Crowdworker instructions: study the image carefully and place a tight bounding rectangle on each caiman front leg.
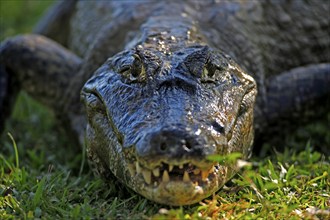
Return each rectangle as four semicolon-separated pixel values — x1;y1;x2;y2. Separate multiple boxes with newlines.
255;63;330;150
0;34;82;133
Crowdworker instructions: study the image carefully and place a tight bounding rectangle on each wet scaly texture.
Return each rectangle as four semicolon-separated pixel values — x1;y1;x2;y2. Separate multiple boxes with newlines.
81;12;257;205
0;1;329;205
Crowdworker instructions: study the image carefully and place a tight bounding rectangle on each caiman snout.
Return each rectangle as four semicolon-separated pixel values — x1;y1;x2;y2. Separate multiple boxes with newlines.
136;126;215;161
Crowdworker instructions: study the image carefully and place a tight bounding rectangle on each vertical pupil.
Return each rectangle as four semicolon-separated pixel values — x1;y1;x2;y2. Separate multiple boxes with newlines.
131;57;141;77
205;63;216;77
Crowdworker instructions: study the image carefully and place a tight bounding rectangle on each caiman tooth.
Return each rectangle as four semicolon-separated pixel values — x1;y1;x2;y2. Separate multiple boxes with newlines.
201;170;209;181
194;186;204;195
179;164;184;169
193;169;200;175
127;163;136;176
152;168;160;177
154;181;158;187
162;170;170;183
169;165;174;172
183;171;190;182
136;161;141;174
142;170;151;185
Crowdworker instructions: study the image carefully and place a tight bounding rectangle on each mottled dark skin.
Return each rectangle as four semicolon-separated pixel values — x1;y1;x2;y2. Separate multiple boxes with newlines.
0;0;329;205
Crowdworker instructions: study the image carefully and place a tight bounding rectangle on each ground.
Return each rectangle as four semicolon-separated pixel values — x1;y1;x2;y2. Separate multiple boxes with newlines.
0;1;329;219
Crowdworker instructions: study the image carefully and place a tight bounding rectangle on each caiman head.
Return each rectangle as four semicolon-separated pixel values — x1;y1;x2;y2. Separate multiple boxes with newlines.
81;45;257;205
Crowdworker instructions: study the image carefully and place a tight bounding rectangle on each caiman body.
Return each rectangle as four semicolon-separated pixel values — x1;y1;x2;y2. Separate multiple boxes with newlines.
0;0;329;205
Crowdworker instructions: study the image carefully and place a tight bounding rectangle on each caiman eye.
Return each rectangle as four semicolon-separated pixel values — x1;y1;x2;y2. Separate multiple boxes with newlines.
119;54;145;82
201;62;222;83
202;62;216;78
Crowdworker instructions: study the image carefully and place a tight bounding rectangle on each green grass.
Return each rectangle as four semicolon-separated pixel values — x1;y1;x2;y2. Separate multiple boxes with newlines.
1;1;330;219
1;134;329;219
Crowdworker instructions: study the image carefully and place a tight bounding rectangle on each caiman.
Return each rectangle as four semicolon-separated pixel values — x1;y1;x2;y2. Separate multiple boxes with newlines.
0;0;329;206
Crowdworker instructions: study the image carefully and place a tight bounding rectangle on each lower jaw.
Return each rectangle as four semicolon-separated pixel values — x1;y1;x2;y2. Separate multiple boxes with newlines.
134;173;224;206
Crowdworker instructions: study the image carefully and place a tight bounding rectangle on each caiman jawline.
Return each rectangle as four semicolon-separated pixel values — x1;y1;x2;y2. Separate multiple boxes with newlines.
127;161;219;188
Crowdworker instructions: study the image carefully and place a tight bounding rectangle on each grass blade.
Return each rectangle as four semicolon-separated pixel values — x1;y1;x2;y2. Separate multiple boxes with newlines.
7;132;19;168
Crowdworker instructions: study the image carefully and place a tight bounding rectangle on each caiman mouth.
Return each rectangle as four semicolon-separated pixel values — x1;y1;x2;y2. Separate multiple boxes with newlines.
124;157;227;205
128;161;219;187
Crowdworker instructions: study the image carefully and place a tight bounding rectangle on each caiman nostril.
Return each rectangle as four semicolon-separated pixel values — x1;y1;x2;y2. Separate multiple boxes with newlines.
160;142;167;151
183;140;192;150
136;128;207;159
211;121;225;134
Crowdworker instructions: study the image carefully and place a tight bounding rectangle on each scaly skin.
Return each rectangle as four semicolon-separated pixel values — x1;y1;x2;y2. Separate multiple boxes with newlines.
81;43;256;205
0;1;329;205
